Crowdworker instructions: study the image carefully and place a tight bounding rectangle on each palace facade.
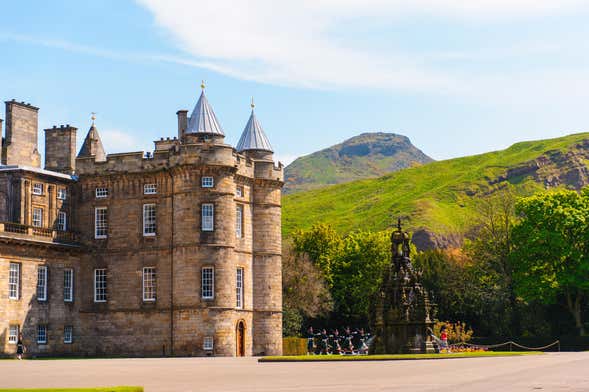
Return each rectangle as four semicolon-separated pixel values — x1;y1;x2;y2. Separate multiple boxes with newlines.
0;87;283;357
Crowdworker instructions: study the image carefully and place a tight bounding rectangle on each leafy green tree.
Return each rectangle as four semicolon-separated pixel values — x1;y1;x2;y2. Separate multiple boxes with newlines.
511;189;589;335
292;223;342;286
331;230;391;323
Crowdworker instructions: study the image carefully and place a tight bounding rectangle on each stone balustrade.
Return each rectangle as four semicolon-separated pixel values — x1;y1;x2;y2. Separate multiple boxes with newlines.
0;221;79;245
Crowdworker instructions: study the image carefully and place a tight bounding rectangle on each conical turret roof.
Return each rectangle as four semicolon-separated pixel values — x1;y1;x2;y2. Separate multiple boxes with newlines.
236;107;273;153
186;90;225;136
78;123;106;162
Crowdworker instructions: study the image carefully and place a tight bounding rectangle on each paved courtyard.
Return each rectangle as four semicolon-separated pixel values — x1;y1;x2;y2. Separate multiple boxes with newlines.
0;352;588;391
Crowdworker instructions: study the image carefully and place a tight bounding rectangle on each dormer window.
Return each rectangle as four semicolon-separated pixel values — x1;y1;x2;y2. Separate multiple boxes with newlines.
33;183;44;195
95;187;108;198
144;184;157;195
201;177;214;188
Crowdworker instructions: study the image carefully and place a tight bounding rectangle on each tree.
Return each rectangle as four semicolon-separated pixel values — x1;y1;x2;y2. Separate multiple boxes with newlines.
331;230;391;324
282;244;333;336
292;223;342;287
466;187;520;336
510;188;589;335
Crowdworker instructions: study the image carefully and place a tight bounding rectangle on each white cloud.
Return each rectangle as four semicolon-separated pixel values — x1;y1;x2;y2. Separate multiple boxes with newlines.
137;0;588;94
99;129;151;155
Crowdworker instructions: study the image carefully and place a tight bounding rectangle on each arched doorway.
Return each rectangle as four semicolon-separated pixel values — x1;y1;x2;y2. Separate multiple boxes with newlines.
236;320;246;357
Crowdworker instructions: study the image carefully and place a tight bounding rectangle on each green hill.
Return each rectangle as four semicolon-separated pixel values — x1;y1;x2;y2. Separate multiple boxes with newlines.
284;132;433;193
282;133;589;248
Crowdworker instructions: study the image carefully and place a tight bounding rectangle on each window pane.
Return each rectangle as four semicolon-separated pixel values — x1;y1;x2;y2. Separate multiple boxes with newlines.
236;268;244;309
236;205;243;238
37;266;47;301
9;325;19;344
143;267;156;301
9;263;19;299
201;177;214;188
95;207;108;238
32;208;43;227
94;269;107;302
37;325;47;344
64;269;74;302
64;326;73;344
58;211;67;231
202;204;214;231
144;183;157;194
95;187;108;198
143;204;156;236
202;267;214;299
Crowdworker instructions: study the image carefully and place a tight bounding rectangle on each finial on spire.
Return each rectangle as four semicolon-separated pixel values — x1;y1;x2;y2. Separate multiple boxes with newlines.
91;112;97;126
250;96;255;110
201;80;206;91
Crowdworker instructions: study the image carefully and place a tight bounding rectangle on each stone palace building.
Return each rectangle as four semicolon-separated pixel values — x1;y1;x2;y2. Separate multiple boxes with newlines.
0;85;283;357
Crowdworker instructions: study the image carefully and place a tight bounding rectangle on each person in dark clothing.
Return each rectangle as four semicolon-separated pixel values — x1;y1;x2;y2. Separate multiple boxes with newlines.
16;334;25;360
319;329;329;355
306;327;316;355
329;329;342;355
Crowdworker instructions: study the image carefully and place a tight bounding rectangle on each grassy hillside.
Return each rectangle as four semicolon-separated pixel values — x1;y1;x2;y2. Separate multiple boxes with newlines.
283;133;589;239
284;132;432;193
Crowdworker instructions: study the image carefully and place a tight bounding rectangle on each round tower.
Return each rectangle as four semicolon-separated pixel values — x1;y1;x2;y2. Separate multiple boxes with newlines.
237;100;283;355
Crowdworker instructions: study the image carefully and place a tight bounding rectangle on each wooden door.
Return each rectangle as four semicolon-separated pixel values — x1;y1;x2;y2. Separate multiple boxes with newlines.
236;321;245;357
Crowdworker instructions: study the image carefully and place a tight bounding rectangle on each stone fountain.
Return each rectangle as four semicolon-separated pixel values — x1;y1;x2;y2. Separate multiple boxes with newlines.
370;219;435;354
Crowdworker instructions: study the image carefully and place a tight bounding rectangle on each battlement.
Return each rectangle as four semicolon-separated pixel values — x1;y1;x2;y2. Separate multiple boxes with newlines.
4;99;39;111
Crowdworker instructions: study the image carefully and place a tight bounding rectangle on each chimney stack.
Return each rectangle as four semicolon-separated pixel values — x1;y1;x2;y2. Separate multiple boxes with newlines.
44;125;77;174
177;110;188;142
2;100;41;167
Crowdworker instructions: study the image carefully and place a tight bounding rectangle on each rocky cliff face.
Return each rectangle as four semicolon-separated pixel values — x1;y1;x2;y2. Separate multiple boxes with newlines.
284;132;433;193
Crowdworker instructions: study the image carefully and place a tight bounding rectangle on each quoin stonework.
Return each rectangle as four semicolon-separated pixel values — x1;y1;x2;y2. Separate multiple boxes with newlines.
0;86;283;357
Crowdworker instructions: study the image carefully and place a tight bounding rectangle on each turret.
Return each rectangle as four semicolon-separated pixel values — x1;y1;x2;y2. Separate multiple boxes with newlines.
77;114;106;162
239;99;283;355
184;82;225;144
236;98;274;161
2;100;41;167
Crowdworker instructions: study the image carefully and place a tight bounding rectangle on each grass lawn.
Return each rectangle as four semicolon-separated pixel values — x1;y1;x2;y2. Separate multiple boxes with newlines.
259;351;542;362
0;388;142;392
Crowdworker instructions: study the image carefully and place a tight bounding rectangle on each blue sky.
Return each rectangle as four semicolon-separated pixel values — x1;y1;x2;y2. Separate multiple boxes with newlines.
1;1;589;165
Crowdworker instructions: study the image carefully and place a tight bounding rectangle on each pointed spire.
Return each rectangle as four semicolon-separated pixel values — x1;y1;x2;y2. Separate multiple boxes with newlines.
236;98;273;153
78;114;106;161
185;81;225;136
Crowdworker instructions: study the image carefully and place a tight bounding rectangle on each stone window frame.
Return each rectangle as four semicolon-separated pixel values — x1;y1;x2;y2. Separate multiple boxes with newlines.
236;204;244;238
8;262;20;300
203;336;214;351
37;265;48;301
32;207;43;227
8;325;19;344
37;324;47;345
142;266;157;302
94;268;107;303
64;325;73;344
143;204;157;237
57;211;67;231
95;187;109;199
143;183;157;195
201;266;215;300
236;267;244;309
32;183;44;195
94;207;108;239
63;268;74;302
201;176;214;188
201;203;214;232
57;188;67;200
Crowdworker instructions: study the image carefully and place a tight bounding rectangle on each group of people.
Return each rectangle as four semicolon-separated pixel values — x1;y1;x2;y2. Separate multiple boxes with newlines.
306;326;372;355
